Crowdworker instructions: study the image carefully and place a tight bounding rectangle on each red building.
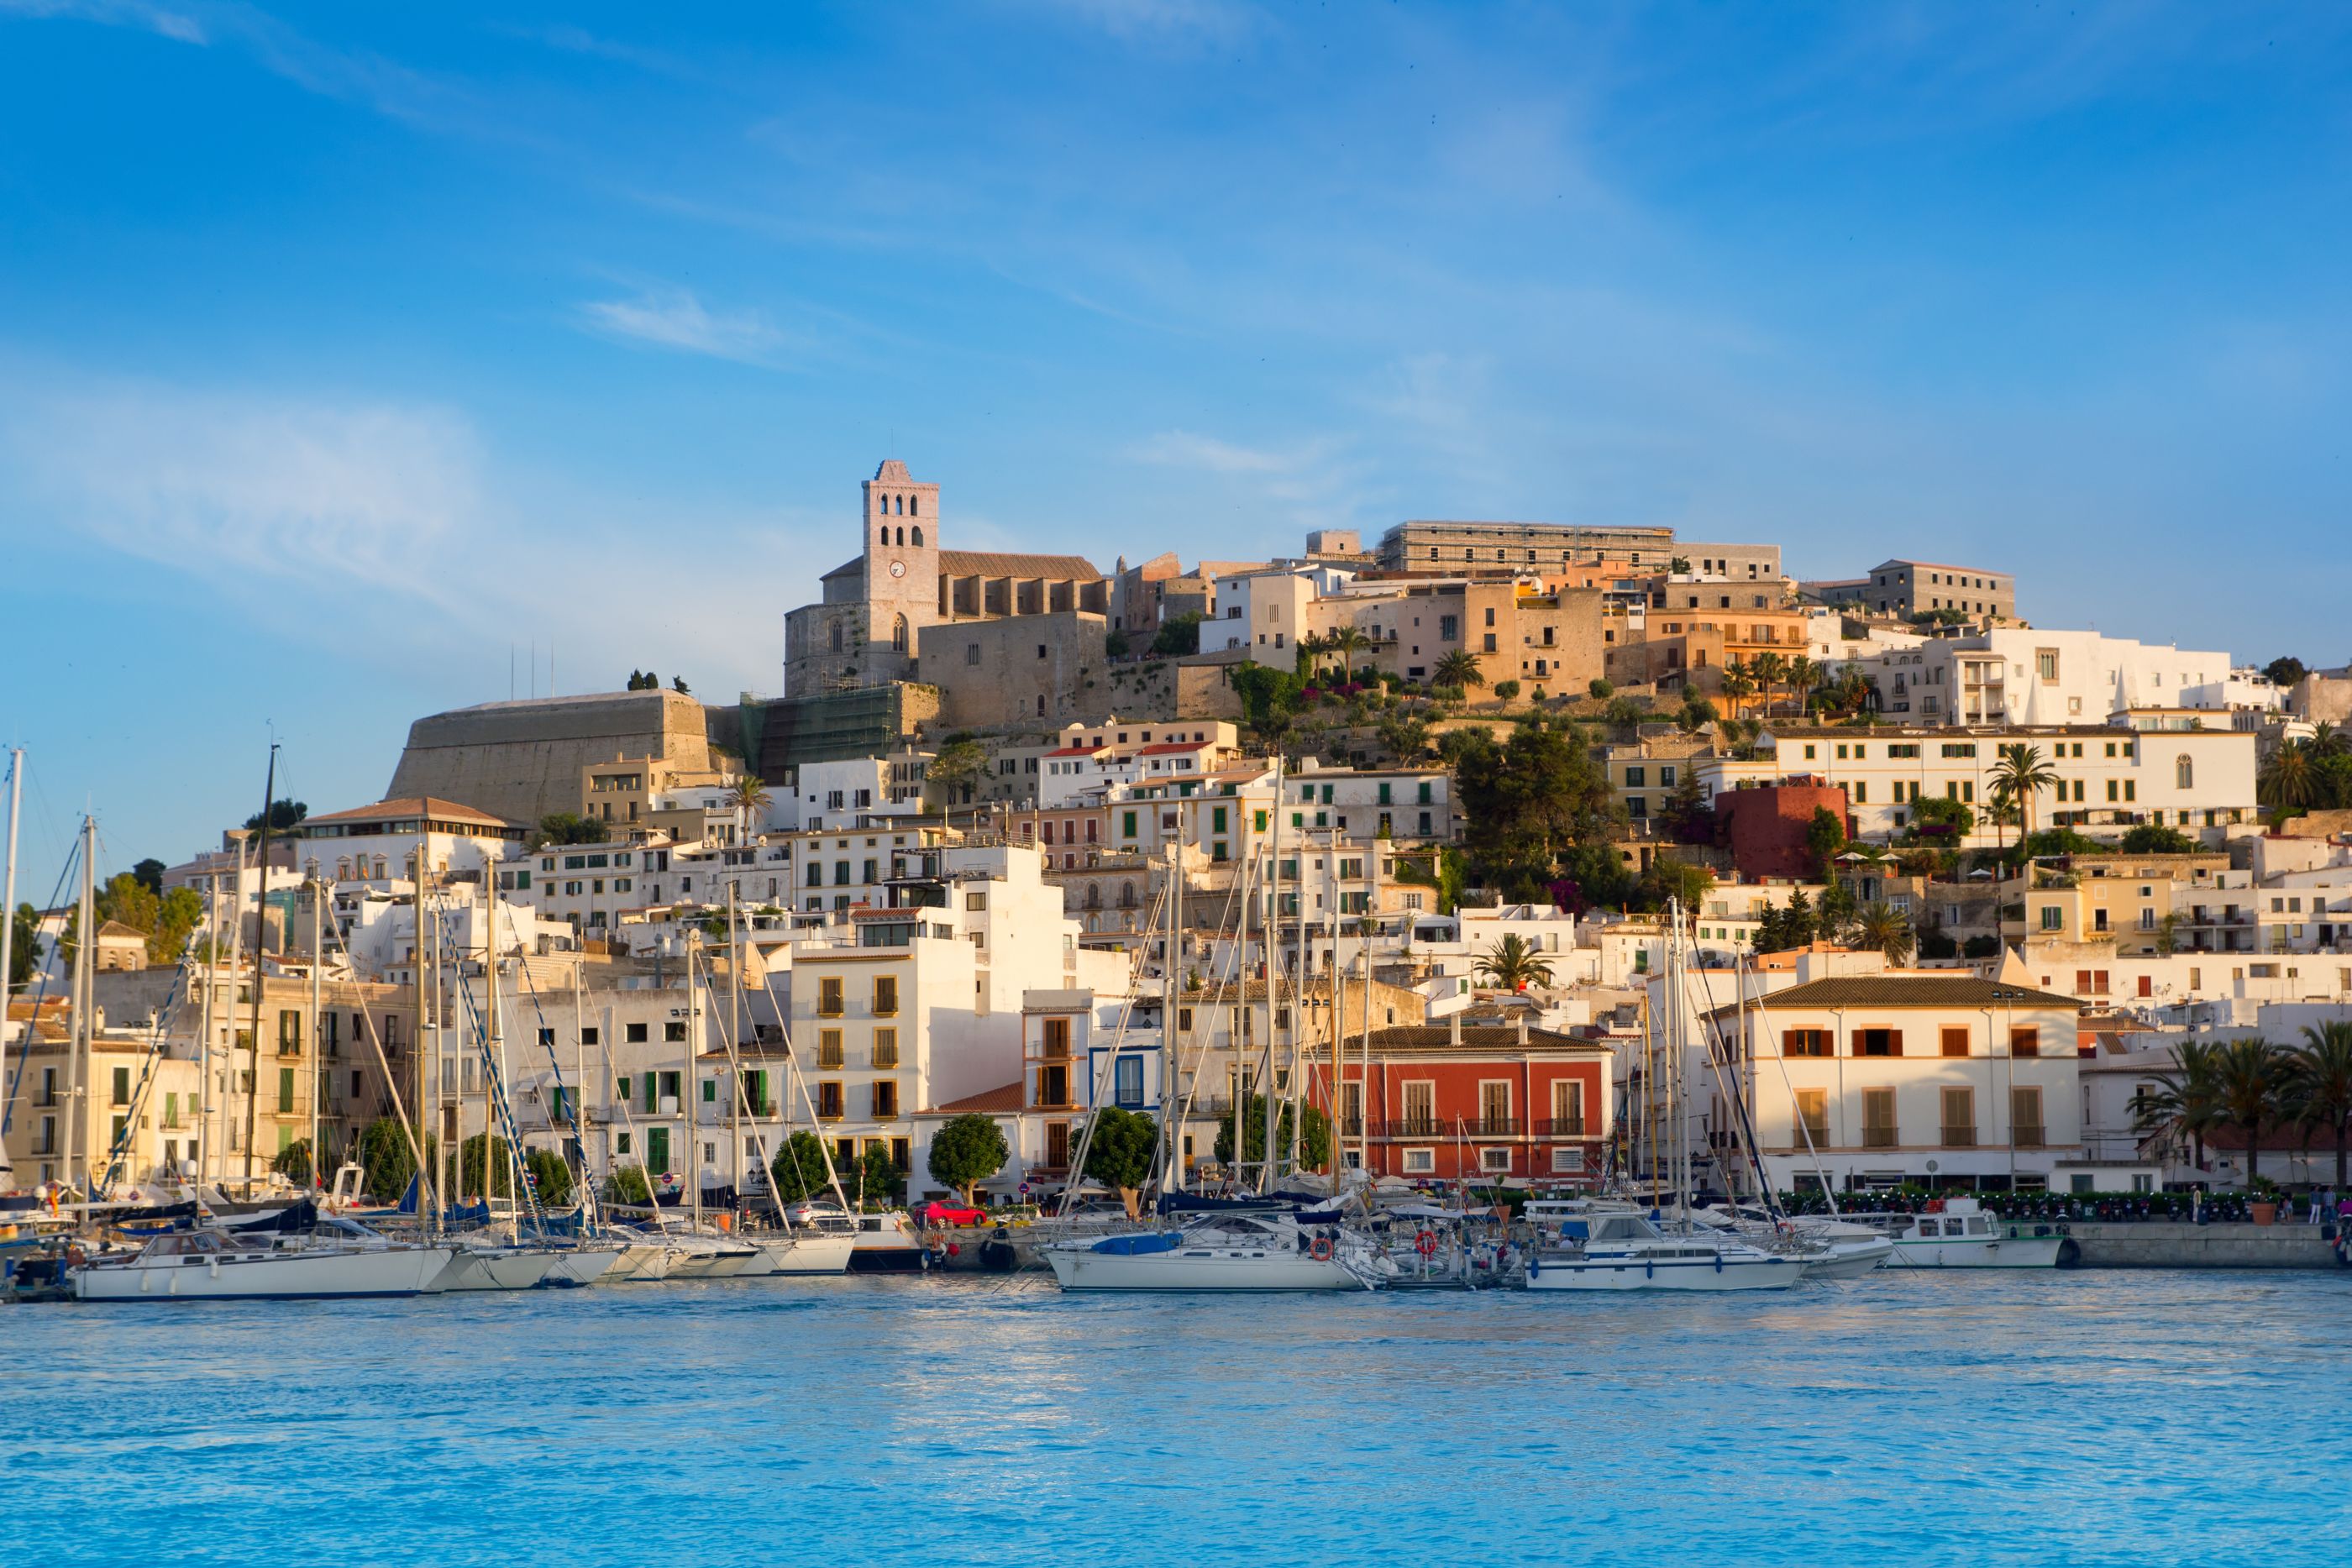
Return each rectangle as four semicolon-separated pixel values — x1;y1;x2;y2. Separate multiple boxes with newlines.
1318;1018;1614;1187
1714;780;1850;882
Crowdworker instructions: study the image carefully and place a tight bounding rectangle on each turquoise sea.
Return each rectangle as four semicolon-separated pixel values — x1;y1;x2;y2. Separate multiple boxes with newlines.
7;1269;2349;1565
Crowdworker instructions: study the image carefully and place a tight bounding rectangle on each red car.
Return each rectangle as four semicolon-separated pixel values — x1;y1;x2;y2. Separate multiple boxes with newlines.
921;1198;987;1228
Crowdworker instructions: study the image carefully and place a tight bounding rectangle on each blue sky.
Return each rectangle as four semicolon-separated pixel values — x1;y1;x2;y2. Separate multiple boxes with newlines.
2;2;2347;878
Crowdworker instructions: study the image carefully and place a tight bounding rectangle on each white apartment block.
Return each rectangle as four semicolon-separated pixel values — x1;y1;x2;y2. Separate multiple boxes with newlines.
1863;629;2244;727
1705;723;2257;847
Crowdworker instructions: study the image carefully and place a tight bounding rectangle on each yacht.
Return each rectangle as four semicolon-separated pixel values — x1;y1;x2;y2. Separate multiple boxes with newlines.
73;1222;452;1301
1880;1198;2067;1268
1696;1205;1894;1281
748;1230;857;1276
1045;1211;1387;1292
1525;1210;1803;1293
431;1235;567;1293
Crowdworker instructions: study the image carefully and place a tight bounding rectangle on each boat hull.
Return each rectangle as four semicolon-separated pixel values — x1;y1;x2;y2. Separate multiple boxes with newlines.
755;1234;856;1275
1800;1237;1897;1280
75;1245;453;1301
1046;1246;1362;1292
847;1244;927;1274
1526;1254;1803;1292
434;1249;564;1293
1885;1235;2065;1269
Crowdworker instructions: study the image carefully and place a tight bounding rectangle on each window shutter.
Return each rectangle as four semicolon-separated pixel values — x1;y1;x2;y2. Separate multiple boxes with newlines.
1885;1029;1902;1056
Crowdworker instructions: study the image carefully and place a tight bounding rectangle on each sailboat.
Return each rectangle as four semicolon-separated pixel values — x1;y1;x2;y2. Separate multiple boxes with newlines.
73;1201;453;1301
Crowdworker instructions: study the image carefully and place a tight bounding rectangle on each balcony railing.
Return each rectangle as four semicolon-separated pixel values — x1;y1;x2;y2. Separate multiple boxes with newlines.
1793;1122;1830;1147
1534;1119;1589;1138
817;1047;845;1070
1941;1125;1977;1148
2012;1125;2046;1149
872;1046;900;1070
1373;1117;1524;1139
1862;1125;1898;1149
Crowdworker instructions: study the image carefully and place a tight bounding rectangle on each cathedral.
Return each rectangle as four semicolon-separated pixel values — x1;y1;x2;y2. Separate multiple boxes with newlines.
783;460;1110;697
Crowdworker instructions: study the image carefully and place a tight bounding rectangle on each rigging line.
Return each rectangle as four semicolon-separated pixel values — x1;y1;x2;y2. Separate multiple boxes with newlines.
94;931;201;1193
1055;874;1164;1207
1682;941;1782;1217
1166;842;1258;1193
317;892;433;1218
0;836;86;1135
434;907;543;1226
496;941;604;1225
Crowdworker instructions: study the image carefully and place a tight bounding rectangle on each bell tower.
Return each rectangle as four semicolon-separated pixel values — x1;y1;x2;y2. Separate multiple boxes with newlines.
860;459;942;683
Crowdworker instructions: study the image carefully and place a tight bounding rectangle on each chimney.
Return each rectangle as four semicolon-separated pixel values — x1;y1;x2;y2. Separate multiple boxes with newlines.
1516;1016;1528;1046
1449;1011;1462;1047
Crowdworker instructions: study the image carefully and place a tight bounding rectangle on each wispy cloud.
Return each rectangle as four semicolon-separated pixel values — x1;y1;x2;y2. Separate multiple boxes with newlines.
1031;0;1262;50
0;0;203;44
1129;430;1314;475
576;287;788;367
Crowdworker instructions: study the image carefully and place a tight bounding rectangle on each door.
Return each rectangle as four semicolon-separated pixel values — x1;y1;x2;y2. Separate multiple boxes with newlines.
648;1125;671;1175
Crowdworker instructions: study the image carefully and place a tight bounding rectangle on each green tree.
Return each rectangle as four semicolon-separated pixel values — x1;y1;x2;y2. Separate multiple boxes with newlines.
2260;740;2316;810
1211;1094;1330;1172
2262;655;2307;690
1433;649;1485;690
2120;823;2198;855
1448;721;1620;901
1845;904;1916;965
729;775;774;841
852;1143;904;1208
1475;933;1555;990
1804;806;1847;878
672;675;690;695
131;857;165;894
1656;768;1714;844
244;798;308;832
1493;679;1521;702
1081;1106;1160;1218
2291;1021;2352;1186
356;1116;425;1204
1634;857;1714;915
1988;743;2061;850
928;737;990;804
459;1133;518;1199
1151;611;1205;657
2214;1037;2291;1185
524;1147;575;1209
1603;696;1645;735
927;1112;1009;1204
1906;793;1975;845
272;1138;314;1187
8;902;38;991
1587;678;1614;701
769;1130;837;1204
604;1164;654;1204
1677;695;1718;732
536;812;611;847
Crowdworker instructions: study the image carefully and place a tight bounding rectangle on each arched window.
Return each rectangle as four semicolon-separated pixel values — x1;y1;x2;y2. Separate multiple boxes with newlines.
878;522;887;544
911;527;923;547
895;495;905;515
830;621;844;653
2176;754;2193;789
1037;695;1047;716
1085;884;1101;910
909;496;919;517
896;527;906;547
1120;880;1137;909
891;614;908;653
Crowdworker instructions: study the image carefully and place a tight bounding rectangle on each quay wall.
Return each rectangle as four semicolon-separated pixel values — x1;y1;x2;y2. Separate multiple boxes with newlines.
2066;1222;2343;1270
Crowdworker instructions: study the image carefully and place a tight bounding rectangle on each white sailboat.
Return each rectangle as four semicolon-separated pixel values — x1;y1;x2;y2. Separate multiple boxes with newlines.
74;1218;452;1301
1045;1209;1387;1292
1525;1209;1803;1292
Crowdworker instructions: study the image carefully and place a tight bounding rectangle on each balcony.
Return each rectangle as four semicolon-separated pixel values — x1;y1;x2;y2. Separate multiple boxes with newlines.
1941;1125;1977;1148
1862;1125;1898;1149
1534;1119;1589;1139
1373;1118;1524;1139
2012;1125;2046;1149
817;1046;846;1071
872;1045;900;1070
1793;1122;1830;1147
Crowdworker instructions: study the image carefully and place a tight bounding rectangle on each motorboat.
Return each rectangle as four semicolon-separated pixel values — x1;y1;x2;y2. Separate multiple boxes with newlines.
1045;1211;1388;1292
73;1220;452;1301
1695;1204;1894;1281
747;1230;856;1276
1878;1198;2067;1269
1525;1209;1803;1292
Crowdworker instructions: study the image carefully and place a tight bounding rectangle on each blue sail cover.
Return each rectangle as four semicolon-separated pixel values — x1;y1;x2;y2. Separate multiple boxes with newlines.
1092;1232;1182;1255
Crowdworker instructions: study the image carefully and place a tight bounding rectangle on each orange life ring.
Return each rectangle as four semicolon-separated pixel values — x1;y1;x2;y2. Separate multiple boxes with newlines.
1310;1237;1334;1261
1415;1230;1439;1257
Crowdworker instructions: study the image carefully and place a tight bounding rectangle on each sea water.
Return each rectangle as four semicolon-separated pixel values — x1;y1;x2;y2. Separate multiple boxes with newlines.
6;1269;2349;1565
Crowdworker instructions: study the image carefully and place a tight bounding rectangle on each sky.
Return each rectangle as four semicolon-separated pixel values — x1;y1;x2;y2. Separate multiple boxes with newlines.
1;1;2347;882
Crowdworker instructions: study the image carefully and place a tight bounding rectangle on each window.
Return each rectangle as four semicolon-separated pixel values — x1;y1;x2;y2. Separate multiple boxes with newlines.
872;1080;899;1118
817;1081;844;1119
819;977;844;1016
2009;1026;2040;1058
2011;1086;2045;1148
1856;1028;1902;1057
1861;1088;1898;1148
874;976;899;1016
818;1030;844;1069
1479;1147;1512;1172
1401;1080;1436;1134
1402;1147;1436;1174
874;1028;899;1069
1550;1146;1586;1173
1940;1026;1970;1058
626;1022;648;1044
1794;1088;1829;1145
2040;906;2063;931
1940;1086;1976;1147
1549;1079;1586;1135
1782;1028;1833;1057
2176;755;2194;789
664;1021;687;1043
1115;1055;1145;1108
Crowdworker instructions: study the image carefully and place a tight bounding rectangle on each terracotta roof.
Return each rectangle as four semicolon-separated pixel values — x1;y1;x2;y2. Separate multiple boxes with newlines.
95;920;148;939
1708;976;2079;1017
932;1082;1023;1114
937;549;1101;580
1047;745;1107;758
1139;741;1212;755
302;796;515;827
1352;1025;1604;1052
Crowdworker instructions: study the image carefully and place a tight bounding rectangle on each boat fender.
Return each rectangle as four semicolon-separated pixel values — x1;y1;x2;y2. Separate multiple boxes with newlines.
946;1242;960;1257
1415;1230;1439;1258
1310;1237;1334;1262
1714;1253;1724;1273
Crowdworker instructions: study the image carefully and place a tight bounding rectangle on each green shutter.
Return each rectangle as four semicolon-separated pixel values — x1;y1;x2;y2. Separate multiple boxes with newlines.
648;1126;669;1172
643;1072;658;1111
1121;810;1137;837
277;1067;295;1113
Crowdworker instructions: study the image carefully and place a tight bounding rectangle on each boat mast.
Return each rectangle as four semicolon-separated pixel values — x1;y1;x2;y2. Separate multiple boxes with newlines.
1358;831;1376;1178
307;865;322;1188
685;933;701;1232
1158;842;1179;1195
487;878;508;1213
0;748;18;1156
67;812;95;1202
197;864;217;1192
242;742;278;1185
727;881;743;1222
1323;826;1338;1177
570;956;592;1221
1260;762;1279;1193
411;833;436;1227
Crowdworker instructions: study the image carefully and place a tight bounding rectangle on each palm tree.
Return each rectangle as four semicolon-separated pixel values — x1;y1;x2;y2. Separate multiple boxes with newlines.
1786;654;1821;716
2310;721;2345;758
1718;657;1757;719
729;775;774;843
2214;1036;2291;1186
1433;648;1485;691
1845;903;1915;965
1989;743;2061;849
1748;651;1789;719
1325;624;1370;682
2292;1021;2352;1185
1475;933;1554;991
1295;631;1328;678
2260;739;2315;810
2131;1039;2224;1170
